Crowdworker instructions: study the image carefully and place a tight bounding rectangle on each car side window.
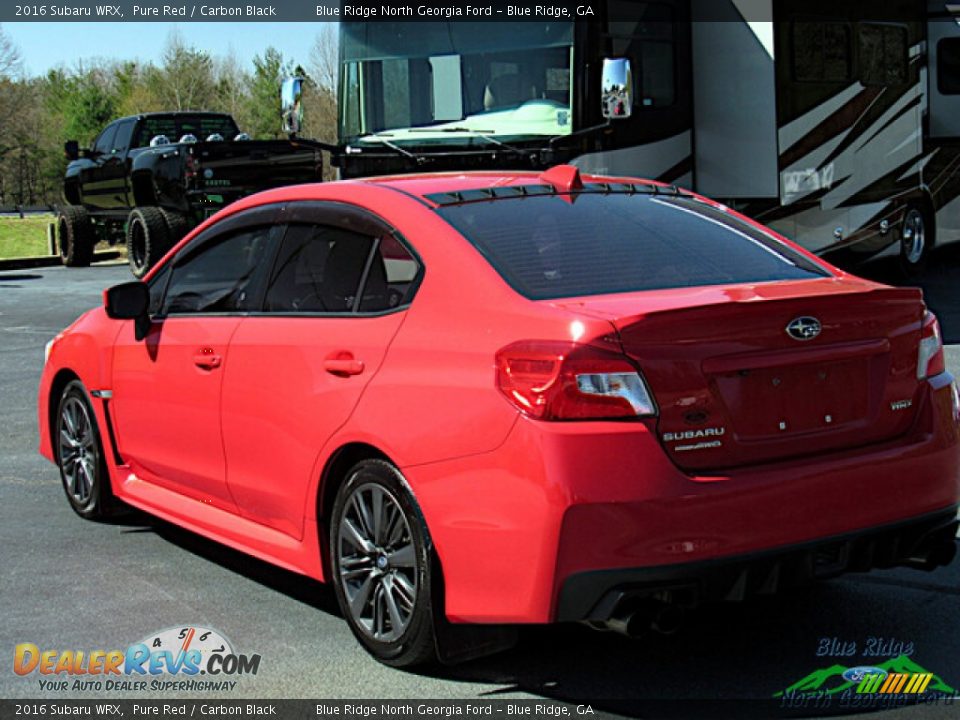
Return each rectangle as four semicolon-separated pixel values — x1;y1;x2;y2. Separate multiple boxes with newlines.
263;224;420;314
162;226;274;315
360;234;419;312
93;123;118;155
111;119;136;155
147;263;172;315
263;224;372;313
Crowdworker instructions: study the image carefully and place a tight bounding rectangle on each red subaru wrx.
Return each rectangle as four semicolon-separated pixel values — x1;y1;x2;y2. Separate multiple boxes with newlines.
38;167;960;667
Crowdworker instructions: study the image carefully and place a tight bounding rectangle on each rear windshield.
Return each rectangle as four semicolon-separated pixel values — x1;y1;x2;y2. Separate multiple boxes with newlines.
435;191;829;300
133;115;240;147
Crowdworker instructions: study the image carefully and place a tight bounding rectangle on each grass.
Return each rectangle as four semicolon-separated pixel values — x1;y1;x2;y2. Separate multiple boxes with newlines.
0;214;56;259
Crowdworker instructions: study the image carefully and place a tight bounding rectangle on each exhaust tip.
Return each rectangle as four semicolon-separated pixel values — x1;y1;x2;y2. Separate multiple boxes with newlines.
599;601;685;638
904;538;957;571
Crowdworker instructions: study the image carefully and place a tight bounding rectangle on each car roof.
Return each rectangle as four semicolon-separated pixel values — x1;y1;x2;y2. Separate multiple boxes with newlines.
352;169;671;207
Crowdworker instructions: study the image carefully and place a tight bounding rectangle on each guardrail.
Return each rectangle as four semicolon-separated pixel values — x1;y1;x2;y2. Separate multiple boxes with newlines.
0;205;57;217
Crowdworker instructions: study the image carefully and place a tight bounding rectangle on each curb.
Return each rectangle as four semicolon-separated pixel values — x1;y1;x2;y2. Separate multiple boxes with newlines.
0;251;123;272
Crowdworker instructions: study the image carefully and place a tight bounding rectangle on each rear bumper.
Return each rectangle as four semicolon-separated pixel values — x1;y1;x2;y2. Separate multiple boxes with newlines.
410;373;960;624
556;506;959;621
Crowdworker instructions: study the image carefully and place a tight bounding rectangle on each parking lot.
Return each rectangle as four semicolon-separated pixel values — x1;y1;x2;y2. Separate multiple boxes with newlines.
1;253;958;717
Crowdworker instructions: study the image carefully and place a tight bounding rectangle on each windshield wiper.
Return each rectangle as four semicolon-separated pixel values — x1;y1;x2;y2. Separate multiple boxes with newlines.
354;132;418;159
406;128;530;157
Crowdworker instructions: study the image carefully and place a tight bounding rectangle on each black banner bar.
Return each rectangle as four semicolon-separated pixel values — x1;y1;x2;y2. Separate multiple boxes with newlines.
2;697;959;719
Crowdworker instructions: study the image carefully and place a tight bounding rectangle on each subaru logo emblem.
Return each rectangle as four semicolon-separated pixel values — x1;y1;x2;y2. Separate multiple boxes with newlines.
786;316;821;341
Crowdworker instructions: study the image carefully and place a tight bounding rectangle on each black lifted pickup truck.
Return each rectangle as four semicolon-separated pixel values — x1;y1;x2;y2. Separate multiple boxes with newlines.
60;111;323;276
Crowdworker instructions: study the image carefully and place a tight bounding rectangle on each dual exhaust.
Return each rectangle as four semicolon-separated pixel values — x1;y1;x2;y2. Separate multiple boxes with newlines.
596;600;685;639
590;533;957;639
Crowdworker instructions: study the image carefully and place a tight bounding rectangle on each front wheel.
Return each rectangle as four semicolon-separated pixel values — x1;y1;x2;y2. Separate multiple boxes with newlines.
900;204;933;275
55;381;119;520
330;460;439;668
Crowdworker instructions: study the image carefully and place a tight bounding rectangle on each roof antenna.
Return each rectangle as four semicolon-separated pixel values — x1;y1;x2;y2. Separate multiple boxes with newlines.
539;165;584;193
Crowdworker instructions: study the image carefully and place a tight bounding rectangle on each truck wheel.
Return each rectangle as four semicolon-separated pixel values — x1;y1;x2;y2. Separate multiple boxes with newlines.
57;207;95;267
127;207;171;278
900;203;933;276
160;209;190;246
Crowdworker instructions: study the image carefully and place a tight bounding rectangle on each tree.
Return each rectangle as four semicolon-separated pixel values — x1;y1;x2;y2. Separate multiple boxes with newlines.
241;47;289;139
148;29;216;111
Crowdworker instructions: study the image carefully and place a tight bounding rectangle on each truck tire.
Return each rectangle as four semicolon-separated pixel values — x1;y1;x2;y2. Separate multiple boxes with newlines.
126;207;171;278
160;209;190;246
57;207;95;267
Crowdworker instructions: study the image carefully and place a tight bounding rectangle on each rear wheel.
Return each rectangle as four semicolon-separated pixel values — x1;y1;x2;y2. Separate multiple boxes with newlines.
127;207;171;278
57;206;95;267
55;381;119;520
160;209;190;246
330;460;439;668
900;204;933;275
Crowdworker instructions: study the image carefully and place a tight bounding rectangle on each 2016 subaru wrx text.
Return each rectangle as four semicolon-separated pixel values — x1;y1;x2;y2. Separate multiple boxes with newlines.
38;166;960;667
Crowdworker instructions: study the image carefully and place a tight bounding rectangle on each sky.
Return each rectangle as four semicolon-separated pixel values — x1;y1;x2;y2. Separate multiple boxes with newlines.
2;22;336;77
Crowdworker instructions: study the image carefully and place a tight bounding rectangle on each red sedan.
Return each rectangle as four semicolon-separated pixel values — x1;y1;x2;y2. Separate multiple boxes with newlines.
38;166;960;667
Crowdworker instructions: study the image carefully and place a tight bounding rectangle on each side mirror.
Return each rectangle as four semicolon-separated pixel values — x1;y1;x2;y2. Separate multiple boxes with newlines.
281;76;304;137
601;58;633;120
64;140;80;161
104;282;151;340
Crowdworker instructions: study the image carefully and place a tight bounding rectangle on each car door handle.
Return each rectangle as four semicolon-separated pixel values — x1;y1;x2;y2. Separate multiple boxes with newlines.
193;351;222;370
324;355;365;377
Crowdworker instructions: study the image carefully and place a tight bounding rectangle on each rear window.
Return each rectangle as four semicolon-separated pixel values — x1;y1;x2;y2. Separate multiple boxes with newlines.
134;115;240;147
436;191;828;300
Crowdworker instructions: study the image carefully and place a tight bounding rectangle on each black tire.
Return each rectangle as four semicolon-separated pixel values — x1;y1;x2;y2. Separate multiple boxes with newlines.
55;381;119;521
57;206;95;267
160;209;190;246
126;207;171;279
329;460;439;668
900;203;933;276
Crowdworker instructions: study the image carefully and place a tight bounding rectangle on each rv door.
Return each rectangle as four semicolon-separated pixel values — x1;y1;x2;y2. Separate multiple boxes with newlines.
927;3;960;137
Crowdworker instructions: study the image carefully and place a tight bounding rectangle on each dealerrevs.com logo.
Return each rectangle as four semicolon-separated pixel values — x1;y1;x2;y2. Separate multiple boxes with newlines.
13;626;261;692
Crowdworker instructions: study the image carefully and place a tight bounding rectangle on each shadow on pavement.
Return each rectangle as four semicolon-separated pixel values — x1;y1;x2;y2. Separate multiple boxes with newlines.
122;508;956;718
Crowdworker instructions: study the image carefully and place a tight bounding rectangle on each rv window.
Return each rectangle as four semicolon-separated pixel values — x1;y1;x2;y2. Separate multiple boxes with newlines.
605;1;676;108
858;24;908;86
792;22;852;83
938;38;960;95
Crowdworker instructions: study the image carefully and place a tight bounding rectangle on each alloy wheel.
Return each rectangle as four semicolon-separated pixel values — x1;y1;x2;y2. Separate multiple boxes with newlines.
58;396;98;505
337;483;419;642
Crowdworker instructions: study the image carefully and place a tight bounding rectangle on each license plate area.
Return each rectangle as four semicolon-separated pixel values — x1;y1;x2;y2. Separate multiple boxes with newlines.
712;359;870;439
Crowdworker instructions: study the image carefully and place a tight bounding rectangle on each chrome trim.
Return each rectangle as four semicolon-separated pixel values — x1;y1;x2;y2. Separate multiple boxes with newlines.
90;390;113;399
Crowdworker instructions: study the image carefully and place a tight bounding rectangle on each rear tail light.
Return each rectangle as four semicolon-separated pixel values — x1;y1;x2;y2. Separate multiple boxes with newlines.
917;312;946;380
495;341;657;420
185;154;199;183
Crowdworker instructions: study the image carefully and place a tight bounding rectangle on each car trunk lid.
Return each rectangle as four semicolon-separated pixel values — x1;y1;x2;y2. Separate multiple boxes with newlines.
556;278;925;471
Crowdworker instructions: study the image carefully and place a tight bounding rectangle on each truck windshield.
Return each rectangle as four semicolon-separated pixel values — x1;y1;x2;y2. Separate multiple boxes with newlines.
340;22;574;145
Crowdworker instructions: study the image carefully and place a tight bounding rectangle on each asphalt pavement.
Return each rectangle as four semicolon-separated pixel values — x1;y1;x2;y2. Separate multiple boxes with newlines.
1;255;958;718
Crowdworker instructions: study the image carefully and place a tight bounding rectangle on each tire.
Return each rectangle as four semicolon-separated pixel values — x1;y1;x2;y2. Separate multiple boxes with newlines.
55;381;119;521
57;206;95;267
329;460;439;668
126;207;171;279
900;203;933;276
160;209;190;247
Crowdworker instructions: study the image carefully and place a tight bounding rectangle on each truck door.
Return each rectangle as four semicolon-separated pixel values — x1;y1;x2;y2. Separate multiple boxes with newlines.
81;120;133;211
